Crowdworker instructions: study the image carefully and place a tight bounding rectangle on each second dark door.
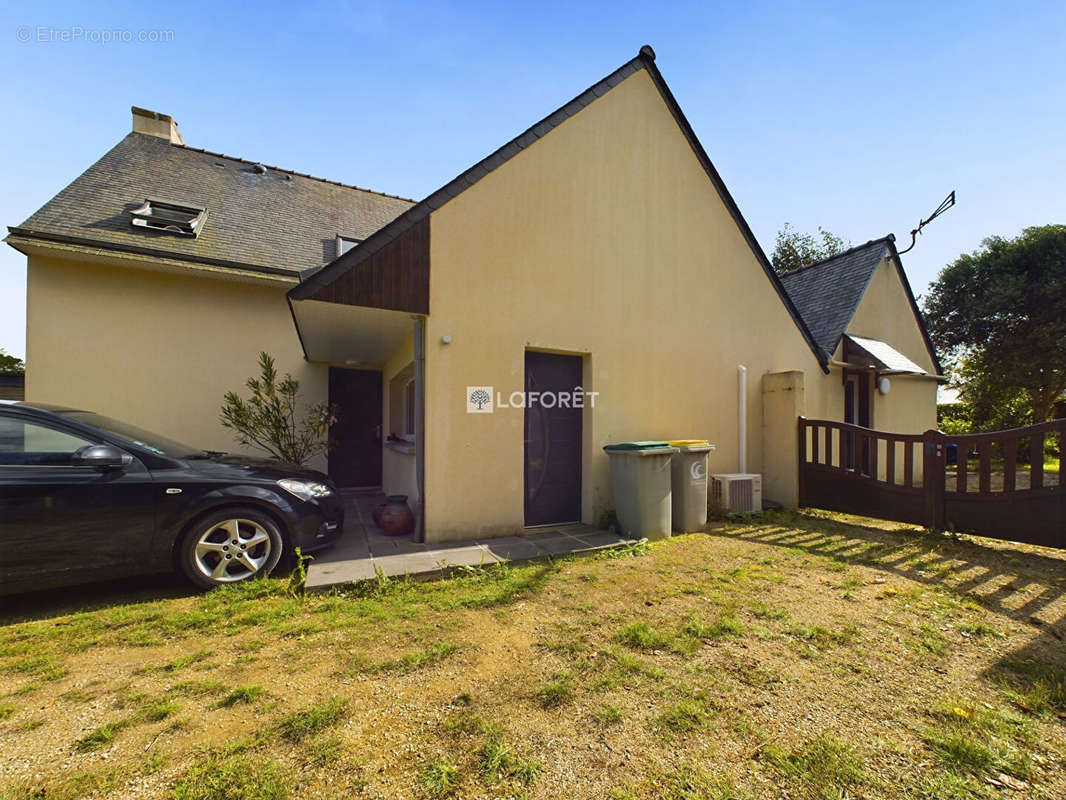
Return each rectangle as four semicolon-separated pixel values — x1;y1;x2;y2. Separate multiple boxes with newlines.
843;371;871;474
328;368;382;488
524;351;582;527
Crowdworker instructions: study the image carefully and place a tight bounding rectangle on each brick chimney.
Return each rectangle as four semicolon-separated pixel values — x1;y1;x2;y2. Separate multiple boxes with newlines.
131;106;184;145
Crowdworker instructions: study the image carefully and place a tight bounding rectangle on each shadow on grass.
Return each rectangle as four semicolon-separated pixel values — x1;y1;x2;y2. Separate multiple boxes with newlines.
1;548;562;638
0;562;303;627
719;509;1066;716
0;572;201;626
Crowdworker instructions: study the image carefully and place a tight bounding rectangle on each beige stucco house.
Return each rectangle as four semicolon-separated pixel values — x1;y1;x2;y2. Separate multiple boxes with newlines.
6;46;941;543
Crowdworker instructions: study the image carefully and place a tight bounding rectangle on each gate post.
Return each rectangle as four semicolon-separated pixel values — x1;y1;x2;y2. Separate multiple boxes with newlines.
922;429;946;530
762;371;806;508
797;416;807;507
1059;421;1066;545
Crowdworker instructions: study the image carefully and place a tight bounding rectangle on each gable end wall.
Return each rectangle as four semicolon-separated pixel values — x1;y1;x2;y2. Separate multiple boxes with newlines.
421;68;825;539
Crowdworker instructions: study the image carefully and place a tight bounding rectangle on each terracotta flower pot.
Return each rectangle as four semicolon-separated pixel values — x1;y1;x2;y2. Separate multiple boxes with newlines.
379;495;414;536
371;503;387;528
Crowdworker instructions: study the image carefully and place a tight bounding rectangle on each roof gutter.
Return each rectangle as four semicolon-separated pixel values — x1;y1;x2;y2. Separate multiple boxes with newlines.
6;227;302;280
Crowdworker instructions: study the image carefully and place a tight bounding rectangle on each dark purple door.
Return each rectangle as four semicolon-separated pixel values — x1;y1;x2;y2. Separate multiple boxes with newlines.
328;368;382;488
524;351;582;526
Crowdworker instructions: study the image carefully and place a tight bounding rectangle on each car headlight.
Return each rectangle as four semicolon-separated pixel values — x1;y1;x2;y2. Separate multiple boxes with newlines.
277;478;334;502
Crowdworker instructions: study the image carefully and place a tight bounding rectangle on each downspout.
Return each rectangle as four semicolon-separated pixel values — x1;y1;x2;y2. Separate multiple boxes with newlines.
413;316;426;543
738;364;747;473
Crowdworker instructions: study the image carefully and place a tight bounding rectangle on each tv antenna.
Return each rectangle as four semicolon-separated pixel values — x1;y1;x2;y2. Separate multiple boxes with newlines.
897;191;955;255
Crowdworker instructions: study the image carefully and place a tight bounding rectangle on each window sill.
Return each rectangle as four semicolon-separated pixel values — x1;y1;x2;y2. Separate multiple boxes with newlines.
385;440;416;455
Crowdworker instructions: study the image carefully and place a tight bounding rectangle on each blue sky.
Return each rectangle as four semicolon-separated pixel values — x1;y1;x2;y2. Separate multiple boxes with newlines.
2;0;1064;359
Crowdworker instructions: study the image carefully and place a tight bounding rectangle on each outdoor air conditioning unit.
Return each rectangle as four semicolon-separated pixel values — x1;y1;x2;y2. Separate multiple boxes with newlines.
711;473;762;513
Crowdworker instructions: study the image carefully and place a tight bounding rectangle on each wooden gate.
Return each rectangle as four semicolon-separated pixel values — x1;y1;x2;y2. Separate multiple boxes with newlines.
798;417;1065;549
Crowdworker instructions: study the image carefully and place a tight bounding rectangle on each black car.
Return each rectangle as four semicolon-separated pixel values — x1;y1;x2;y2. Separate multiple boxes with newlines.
0;402;344;596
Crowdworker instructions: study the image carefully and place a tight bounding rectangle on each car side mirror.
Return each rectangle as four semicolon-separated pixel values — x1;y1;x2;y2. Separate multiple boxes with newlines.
72;444;130;470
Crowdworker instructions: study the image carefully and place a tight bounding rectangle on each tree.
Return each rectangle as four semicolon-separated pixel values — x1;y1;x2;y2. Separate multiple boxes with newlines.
952;352;1033;431
770;223;848;274
0;349;25;375
923;225;1066;427
220;352;337;466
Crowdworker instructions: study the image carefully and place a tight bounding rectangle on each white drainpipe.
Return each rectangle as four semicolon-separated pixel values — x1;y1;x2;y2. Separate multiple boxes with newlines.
737;364;747;473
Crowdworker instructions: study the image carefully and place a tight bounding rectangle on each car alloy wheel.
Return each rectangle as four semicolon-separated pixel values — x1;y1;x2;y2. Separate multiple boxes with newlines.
183;511;283;588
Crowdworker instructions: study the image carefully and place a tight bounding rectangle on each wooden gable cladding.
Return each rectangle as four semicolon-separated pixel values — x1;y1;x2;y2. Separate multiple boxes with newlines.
305;216;429;314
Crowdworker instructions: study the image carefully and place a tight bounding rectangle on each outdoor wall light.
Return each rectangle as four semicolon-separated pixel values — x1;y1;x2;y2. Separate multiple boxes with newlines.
878;376;891;395
441;334;453;344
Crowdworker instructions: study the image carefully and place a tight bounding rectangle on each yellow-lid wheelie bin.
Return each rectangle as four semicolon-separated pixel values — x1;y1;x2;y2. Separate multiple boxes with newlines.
665;440;716;532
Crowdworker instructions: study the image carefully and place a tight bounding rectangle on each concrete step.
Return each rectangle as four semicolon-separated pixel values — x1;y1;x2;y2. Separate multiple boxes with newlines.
304;527;639;590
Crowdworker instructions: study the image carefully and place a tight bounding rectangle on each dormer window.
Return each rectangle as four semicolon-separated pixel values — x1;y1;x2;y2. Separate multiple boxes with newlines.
337;235;362;256
130;198;207;237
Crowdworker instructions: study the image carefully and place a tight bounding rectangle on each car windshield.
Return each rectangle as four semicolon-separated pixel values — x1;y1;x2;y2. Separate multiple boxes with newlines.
60;411;207;458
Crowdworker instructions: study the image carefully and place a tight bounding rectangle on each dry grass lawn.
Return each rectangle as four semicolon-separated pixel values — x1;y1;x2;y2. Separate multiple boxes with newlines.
1;510;1065;799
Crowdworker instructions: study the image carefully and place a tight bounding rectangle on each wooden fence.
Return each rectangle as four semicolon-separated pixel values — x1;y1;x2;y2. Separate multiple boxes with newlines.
798;417;1065;549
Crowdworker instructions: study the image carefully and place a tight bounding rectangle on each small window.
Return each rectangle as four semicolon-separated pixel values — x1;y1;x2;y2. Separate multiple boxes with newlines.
0;417;94;466
388;364;416;441
404;379;416;436
337;235;362;257
130;198;207;237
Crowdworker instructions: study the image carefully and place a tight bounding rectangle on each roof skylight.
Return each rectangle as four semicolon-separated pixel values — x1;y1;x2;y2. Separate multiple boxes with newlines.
130;198;207;237
337;235;361;256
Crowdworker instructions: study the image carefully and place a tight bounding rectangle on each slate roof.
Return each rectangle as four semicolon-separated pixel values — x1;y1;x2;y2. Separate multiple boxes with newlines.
8;131;414;277
778;238;892;357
